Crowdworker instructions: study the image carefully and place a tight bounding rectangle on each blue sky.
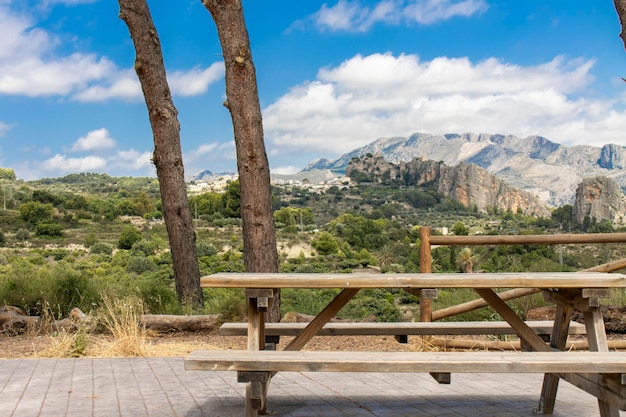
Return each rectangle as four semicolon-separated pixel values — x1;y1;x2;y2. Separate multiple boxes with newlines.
0;0;625;180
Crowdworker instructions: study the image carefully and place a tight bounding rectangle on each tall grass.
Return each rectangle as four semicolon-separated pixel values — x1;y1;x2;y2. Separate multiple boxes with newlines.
97;295;148;357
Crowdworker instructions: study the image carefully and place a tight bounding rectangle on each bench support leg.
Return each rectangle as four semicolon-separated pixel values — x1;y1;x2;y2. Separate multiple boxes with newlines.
245;292;272;416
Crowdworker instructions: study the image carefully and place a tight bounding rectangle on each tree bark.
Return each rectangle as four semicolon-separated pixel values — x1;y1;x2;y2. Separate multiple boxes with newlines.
118;0;203;307
202;0;280;321
615;0;626;50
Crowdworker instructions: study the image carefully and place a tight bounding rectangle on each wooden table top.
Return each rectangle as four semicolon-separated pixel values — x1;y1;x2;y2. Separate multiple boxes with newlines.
200;272;626;289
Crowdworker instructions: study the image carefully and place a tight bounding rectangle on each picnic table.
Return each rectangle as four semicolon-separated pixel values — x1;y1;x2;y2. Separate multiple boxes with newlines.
185;271;626;417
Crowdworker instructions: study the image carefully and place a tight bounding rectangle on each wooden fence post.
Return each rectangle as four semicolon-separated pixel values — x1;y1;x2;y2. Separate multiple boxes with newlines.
419;227;433;323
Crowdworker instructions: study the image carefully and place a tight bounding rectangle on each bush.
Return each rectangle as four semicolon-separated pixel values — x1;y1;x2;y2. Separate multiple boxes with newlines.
49;266;98;318
131;240;158;256
14;228;30;241
197;242;218;257
20;201;53;225
35;222;64;237
127;256;158;275
90;242;113;255
204;288;246;322
340;289;401;322
136;270;179;314
118;226;142;250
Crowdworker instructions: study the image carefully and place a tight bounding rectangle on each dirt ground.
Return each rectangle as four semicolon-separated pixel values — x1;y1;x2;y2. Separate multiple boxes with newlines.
1;330;623;360
0;331;428;359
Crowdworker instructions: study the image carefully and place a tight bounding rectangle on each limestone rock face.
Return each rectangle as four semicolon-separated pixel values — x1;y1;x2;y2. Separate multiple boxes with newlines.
346;154;550;217
572;176;626;224
309;133;626;207
599;144;626;169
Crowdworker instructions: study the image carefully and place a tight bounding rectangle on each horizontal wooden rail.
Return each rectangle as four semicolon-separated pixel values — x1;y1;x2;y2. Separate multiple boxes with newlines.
427;232;626;246
219;320;586;337
201;272;626;289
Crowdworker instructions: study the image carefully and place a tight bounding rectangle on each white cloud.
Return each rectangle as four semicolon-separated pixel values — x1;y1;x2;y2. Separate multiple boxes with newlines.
310;0;487;32
40;154;108;173
193;143;219;155
71;128;116;152
168;63;225;97
72;70;142;102
0;4;222;101
0;5;116;96
263;52;623;158
183;141;237;174
271;165;300;175
403;0;489;24
73;63;224;102
112;149;153;171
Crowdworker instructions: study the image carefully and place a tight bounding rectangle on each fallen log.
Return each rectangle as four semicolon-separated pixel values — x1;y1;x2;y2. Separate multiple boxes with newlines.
430;337;626;351
139;314;219;332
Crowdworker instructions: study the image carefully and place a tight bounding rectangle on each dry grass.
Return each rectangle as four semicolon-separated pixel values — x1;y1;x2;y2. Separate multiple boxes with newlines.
96;295;149;357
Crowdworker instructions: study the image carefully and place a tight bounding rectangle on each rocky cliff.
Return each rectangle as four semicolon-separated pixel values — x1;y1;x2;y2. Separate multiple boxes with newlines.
572;176;626;225
309;133;626;207
346;154;550;217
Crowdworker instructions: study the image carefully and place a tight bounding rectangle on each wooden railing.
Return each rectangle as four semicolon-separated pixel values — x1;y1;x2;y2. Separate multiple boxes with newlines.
417;227;626;322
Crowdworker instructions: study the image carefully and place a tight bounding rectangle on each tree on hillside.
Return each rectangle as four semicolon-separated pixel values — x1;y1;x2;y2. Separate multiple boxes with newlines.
0;168;16;180
202;0;280;321
456;247;478;273
118;0;203;307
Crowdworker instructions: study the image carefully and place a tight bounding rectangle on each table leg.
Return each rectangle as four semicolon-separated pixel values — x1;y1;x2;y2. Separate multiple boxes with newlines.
537;303;572;414
584;308;620;417
473;288;549;352
283;288;360;352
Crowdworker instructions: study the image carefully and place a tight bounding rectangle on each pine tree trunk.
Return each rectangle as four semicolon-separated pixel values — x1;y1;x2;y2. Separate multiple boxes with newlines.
203;0;280;321
615;0;626;50
118;0;203;307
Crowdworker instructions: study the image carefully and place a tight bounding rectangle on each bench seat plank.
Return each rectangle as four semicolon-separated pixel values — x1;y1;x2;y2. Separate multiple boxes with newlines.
185;350;626;374
219;320;586;337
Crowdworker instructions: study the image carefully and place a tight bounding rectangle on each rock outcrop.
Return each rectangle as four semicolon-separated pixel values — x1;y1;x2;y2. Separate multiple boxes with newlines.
346;154;550;217
308;133;626;207
572;176;626;225
599;144;626;169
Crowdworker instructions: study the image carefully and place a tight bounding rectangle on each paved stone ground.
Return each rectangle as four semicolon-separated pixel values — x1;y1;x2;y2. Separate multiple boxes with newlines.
0;357;623;417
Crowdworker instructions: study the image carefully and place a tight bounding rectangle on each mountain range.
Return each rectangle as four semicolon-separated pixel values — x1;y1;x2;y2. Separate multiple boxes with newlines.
304;133;626;207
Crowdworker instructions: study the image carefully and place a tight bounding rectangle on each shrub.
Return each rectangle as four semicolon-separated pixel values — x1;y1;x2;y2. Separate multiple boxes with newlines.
14;228;30;241
35;222;64;237
90;242;113;255
136;270;179;314
118;226;142;250
19;201;53;225
49;266;98;318
204;288;246;322
131;240;158;256
127;256;158;275
196;241;218;257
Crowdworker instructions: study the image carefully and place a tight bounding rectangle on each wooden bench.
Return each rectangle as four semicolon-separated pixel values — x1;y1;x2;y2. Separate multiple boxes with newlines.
219;320;586;344
186;349;626;375
185;350;626;411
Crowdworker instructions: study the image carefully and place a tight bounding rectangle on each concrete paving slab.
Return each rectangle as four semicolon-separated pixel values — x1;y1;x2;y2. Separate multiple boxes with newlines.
0;357;623;417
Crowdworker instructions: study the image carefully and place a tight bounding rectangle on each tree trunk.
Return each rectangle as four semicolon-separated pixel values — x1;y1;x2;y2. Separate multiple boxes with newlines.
202;0;280;321
118;0;203;307
615;0;626;50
